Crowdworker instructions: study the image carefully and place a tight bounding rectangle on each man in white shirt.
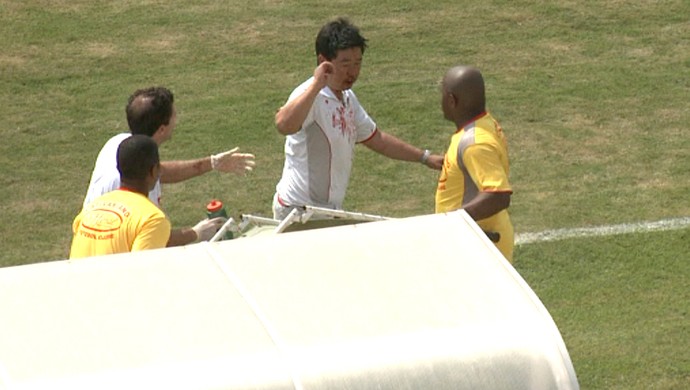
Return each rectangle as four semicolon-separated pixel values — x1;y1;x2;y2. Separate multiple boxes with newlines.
273;18;444;220
83;86;256;246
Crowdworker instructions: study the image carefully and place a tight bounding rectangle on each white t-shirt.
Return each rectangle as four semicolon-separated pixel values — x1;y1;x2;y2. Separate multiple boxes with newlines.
82;133;162;208
275;78;377;209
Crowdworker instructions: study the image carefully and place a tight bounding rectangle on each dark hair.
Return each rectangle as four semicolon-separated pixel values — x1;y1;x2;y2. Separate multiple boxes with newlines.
315;17;367;61
117;135;160;181
125;87;174;136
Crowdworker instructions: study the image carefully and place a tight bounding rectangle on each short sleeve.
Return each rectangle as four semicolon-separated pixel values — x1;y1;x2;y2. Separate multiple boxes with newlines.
462;144;512;193
131;217;172;252
286;79;316;131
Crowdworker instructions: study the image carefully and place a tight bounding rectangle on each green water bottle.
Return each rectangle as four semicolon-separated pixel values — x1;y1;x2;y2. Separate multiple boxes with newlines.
206;199;232;240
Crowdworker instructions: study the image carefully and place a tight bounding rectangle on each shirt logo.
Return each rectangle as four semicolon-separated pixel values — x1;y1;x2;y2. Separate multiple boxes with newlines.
81;209;123;232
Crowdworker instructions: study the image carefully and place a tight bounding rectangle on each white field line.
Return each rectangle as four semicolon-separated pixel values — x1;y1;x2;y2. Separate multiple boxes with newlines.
515;216;690;245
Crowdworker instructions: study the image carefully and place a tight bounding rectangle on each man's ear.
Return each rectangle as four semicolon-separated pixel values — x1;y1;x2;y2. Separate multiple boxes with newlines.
155;124;167;137
448;92;459;108
151;125;167;143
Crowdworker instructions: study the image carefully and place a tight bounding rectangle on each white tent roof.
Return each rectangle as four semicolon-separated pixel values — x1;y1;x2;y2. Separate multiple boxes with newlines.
0;211;578;390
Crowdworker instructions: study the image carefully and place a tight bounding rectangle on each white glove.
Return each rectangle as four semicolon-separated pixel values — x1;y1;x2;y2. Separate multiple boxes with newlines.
211;147;256;175
192;217;226;242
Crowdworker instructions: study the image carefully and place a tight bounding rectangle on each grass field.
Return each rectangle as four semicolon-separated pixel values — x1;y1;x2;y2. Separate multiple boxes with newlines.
1;0;688;388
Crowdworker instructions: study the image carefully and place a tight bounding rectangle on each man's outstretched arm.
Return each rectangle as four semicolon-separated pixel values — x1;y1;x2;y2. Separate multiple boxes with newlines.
362;129;443;170
159;148;255;183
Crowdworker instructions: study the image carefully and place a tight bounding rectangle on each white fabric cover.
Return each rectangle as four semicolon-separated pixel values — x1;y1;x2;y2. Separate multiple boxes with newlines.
0;211;578;390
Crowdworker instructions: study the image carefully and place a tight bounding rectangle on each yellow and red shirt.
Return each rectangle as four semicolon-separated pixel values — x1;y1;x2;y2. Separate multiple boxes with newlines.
435;112;514;261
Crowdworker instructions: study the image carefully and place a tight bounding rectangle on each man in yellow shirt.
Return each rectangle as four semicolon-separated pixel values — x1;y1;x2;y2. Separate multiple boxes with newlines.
70;135;172;259
435;66;514;262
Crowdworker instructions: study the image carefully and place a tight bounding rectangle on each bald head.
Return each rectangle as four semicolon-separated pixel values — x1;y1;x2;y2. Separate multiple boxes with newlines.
441;66;486;124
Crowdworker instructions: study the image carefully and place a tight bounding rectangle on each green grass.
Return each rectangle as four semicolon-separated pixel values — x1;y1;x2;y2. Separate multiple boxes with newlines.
1;0;689;388
516;229;690;389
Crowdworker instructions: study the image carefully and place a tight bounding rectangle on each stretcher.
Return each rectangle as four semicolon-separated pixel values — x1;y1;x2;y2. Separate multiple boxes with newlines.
210;205;391;241
0;211;579;389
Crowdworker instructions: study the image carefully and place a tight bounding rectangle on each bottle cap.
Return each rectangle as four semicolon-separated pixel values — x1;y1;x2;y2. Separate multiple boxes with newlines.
206;199;224;213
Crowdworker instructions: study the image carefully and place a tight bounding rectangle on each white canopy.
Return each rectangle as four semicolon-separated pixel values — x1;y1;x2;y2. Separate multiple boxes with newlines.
0;211;579;389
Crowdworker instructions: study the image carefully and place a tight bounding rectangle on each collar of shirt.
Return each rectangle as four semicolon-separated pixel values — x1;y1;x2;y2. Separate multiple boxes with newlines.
455;111;488;134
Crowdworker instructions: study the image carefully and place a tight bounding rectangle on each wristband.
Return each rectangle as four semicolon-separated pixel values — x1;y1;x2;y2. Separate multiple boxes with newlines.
420;149;431;164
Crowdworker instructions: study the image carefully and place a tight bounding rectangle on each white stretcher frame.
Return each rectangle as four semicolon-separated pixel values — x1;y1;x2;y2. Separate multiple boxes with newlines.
210;206;391;242
210;206;504;243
